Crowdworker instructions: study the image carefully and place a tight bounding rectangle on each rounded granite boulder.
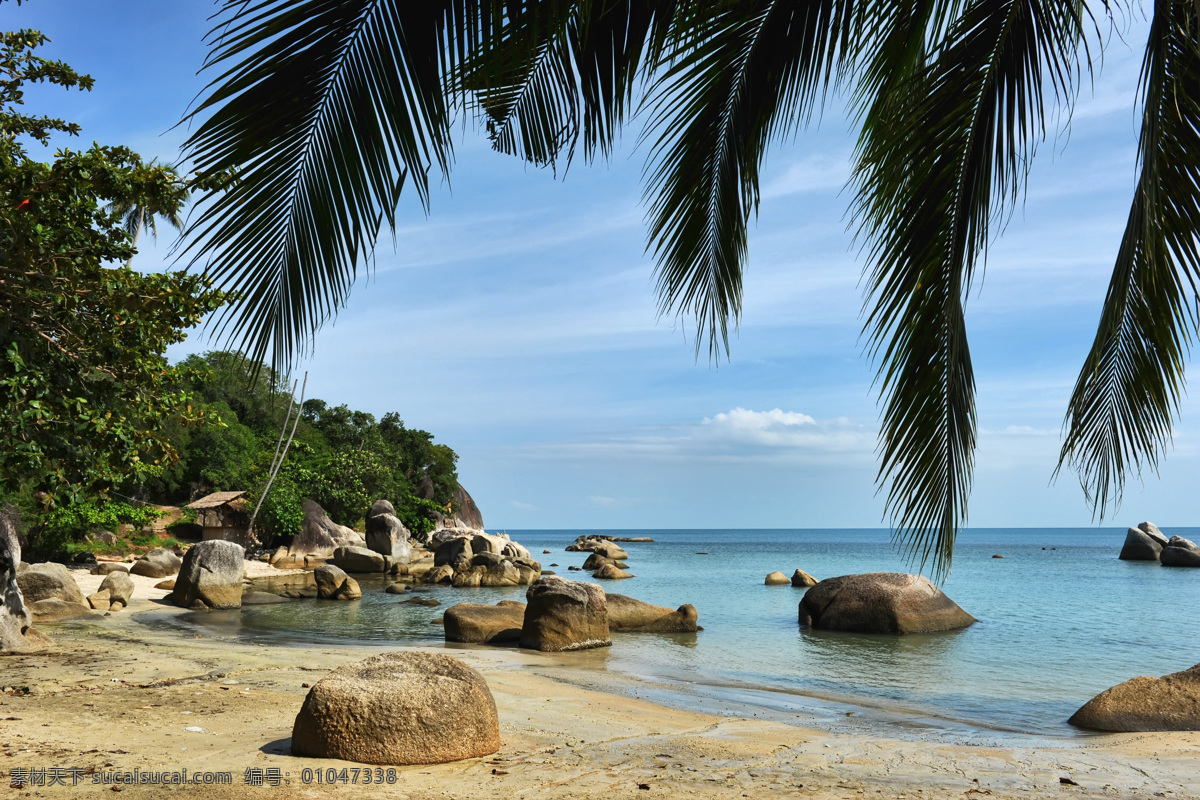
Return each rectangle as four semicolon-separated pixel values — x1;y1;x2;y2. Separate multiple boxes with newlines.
765;571;790;586
1070;663;1200;731
168;540;245;610
520;576;610;651
291;652;500;764
798;572;975;634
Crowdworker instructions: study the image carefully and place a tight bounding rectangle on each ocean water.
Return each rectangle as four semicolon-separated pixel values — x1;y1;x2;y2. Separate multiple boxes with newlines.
160;528;1200;739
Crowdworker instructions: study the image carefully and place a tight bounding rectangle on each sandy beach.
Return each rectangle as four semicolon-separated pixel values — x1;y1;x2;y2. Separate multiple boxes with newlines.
2;566;1197;799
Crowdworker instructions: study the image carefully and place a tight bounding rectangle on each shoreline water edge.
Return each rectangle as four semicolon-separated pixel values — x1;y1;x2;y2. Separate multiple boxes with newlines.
4;528;1199;798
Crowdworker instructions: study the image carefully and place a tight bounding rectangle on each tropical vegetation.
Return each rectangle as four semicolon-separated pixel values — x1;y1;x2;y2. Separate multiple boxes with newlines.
178;0;1200;576
0;25;226;553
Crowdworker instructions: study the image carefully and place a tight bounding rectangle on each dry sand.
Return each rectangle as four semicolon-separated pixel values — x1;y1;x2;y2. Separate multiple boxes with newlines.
1;566;1197;799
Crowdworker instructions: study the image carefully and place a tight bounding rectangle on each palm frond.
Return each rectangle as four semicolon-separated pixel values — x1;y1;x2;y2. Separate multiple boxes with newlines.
179;0;488;371
461;0;674;167
641;0;860;360
1058;0;1200;516
854;0;1088;579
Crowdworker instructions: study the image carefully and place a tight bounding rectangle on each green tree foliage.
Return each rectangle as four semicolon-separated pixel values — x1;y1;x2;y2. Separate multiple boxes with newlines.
150;351;460;540
0;27;226;519
180;0;1200;577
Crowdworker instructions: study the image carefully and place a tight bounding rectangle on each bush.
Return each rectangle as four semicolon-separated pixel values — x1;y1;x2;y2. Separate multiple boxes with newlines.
30;500;163;557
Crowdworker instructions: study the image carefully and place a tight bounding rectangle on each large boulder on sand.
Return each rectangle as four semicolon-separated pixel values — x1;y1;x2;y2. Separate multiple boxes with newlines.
130;547;182;578
330;545;387;574
15;562;86;606
313;564;362;600
291;499;364;556
91;562;129;576
99;571;134;608
520;576;610;652
1119;527;1164;561
607;594;699;633
364;500;412;561
444;601;526;644
1;516;54;655
168;540;245;610
130;546;181;578
1160;536;1200;567
291;652;500;764
798;572;975;634
1069;663;1200;731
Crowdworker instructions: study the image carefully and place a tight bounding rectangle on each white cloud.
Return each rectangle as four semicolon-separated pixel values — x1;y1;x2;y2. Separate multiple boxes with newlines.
760;151;852;200
516;407;875;466
588;495;621;507
508;500;538;511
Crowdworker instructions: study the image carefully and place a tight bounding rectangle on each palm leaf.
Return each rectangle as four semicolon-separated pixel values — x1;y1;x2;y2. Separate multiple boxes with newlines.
1058;0;1200;516
179;0;494;371
461;0;674;167
641;0;861;360
854;0;1088;579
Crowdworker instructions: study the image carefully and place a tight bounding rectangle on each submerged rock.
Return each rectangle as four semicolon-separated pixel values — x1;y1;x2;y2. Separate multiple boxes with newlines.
520;576;610;652
291;652;500;764
607;594;699;633
314;564;362;600
582;552;627;571
1161;536;1200;567
592;563;633;580
798;572;975;634
443;601;526;644
168;540;245;610
242;591;291;605
791;569;819;588
1070;663;1200;731
1120;527;1163;561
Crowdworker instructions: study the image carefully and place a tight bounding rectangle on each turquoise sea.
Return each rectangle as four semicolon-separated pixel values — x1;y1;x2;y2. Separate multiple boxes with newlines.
158;528;1200;741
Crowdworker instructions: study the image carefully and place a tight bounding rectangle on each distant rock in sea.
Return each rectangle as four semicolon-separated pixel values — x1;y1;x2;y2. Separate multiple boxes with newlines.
1160;536;1200;567
1120;526;1164;561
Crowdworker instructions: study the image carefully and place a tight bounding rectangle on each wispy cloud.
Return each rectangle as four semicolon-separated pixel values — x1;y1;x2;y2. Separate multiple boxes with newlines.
508;500;538;511
516;407;876;466
761;150;852;200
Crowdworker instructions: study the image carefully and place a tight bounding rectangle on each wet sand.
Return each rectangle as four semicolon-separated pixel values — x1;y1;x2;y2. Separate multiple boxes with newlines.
2;566;1197;799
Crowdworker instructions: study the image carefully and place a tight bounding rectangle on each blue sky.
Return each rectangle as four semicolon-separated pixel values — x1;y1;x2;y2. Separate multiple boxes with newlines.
11;1;1200;529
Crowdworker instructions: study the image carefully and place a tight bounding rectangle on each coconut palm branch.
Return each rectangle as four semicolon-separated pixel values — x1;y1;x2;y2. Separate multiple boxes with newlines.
178;0;510;370
853;0;1090;577
640;0;866;359
1057;0;1200;517
461;0;674;167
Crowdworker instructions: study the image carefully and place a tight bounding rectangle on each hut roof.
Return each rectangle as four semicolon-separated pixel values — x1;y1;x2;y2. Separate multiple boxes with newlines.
187;490;247;510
